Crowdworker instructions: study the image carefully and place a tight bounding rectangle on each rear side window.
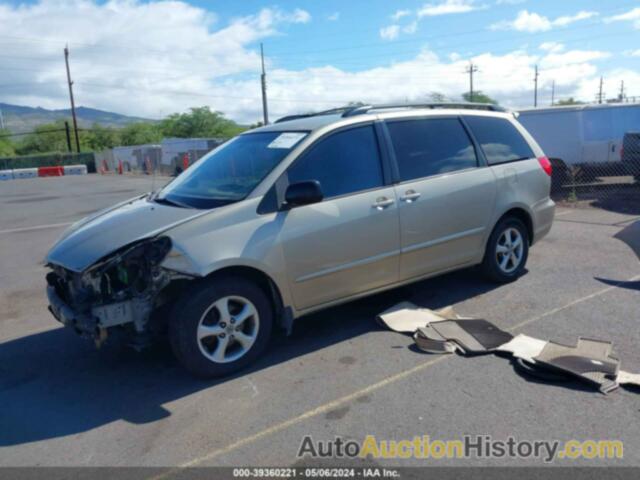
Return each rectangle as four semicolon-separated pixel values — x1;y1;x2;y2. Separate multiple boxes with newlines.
286;125;383;199
386;118;477;182
464;116;534;165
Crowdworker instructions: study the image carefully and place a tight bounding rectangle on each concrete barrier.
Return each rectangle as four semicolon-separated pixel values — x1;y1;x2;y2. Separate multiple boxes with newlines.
63;164;88;175
13;168;39;179
0;169;13;181
38;166;64;177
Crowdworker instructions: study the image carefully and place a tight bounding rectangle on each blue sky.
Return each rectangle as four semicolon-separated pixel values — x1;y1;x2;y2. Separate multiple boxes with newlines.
1;0;639;122
198;0;637;71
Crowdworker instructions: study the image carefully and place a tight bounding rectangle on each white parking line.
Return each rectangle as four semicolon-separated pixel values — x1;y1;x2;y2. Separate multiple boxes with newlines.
554;210;573;217
155;273;640;473
0;222;73;234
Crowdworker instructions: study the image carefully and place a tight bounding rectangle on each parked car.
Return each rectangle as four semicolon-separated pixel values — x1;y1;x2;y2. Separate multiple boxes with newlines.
518;103;640;184
45;103;555;377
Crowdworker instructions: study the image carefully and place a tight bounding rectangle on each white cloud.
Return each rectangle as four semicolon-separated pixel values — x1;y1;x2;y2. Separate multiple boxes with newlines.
553;10;598;27
0;1;311;121
495;0;526;5
391;9;412;21
379;25;401;40
403;21;419;34
418;0;478;17
0;1;615;123
539;42;564;53
538;50;610;69
285;8;312;24
491;9;598;32
626;49;640;57
327;12;340;21
604;7;640;29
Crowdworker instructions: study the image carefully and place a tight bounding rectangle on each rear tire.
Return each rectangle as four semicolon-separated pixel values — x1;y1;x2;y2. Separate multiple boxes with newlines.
169;275;273;378
481;217;529;283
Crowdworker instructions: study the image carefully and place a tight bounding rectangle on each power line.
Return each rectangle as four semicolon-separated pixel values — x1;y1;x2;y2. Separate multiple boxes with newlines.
0;29;624;82
0;127;87;139
0;2;634;66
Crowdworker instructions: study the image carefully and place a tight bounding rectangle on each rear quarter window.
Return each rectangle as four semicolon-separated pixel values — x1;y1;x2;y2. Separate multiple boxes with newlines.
464;116;535;165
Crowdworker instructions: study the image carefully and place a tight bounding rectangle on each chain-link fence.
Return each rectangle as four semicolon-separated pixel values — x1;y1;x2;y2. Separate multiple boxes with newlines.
0;152;95;172
94;138;227;177
549;144;640;215
518;104;640;215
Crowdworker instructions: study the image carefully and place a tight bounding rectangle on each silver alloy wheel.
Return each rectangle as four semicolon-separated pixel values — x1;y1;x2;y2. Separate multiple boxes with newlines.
196;295;260;364
495;227;524;274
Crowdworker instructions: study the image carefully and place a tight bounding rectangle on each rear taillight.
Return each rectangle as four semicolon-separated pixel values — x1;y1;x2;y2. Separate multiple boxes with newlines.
538;156;552;177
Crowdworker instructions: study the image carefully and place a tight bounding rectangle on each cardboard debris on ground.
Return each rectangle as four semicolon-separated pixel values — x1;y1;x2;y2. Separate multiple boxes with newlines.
376;301;458;333
379;302;639;395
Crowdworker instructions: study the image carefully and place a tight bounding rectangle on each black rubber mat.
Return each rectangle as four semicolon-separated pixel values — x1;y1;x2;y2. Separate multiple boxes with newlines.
429;319;514;353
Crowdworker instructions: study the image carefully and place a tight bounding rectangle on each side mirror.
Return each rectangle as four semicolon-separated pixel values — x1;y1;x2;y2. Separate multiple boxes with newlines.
283;180;324;208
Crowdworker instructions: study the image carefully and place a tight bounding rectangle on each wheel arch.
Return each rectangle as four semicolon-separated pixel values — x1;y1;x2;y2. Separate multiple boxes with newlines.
204;265;290;332
494;207;534;245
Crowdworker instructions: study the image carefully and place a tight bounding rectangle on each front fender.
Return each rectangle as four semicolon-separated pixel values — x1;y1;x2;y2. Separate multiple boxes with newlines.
160;197;294;313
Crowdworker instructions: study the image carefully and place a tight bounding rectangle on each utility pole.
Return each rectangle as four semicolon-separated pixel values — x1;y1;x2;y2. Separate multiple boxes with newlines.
64;121;72;152
64;45;81;153
466;61;478;102
597;76;604;104
533;64;539;107
260;43;269;125
619;80;625;102
551;80;555;106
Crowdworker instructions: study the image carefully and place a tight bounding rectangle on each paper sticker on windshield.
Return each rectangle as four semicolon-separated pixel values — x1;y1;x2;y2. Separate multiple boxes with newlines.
268;132;307;149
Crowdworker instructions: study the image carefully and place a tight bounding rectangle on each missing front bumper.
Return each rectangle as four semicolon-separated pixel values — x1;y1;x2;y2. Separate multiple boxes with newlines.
47;285;151;337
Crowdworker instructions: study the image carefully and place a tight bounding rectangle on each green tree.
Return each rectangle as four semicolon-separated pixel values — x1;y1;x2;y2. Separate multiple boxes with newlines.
119;122;162;146
159;106;245;138
16;121;77;155
555;97;585;106
85;123;121;151
462;91;498;104
0;129;15;157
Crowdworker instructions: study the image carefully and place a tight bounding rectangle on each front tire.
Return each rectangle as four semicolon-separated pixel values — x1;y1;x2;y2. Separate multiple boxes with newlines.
481;217;529;283
169;275;273;378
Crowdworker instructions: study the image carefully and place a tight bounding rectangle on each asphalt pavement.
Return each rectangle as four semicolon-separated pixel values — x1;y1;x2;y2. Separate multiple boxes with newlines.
1;175;639;468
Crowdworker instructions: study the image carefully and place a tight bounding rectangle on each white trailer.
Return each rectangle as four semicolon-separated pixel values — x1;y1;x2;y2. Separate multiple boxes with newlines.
517;103;640;173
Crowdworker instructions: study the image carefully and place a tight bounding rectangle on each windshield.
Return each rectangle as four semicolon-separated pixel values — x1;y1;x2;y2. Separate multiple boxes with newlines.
157;131;308;209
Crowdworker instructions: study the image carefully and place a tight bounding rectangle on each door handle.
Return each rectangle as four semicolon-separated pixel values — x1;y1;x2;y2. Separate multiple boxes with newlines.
372;197;394;210
400;190;421;203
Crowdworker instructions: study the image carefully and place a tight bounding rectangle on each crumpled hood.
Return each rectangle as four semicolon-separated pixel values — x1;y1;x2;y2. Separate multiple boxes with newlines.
46;196;207;272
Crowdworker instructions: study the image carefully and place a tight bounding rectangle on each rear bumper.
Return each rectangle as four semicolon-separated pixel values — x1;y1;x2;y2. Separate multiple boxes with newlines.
532;198;555;245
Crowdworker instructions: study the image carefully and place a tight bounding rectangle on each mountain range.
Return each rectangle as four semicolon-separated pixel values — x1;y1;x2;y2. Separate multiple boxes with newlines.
0;102;152;134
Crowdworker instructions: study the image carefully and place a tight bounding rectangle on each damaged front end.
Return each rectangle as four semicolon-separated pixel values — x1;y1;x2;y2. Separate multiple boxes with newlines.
46;236;183;347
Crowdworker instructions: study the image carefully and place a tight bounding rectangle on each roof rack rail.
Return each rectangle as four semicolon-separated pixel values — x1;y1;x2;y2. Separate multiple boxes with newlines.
274;106;361;124
341;102;507;117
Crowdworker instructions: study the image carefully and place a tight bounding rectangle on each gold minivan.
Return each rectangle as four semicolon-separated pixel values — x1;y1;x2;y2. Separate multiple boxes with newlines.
46;104;555;377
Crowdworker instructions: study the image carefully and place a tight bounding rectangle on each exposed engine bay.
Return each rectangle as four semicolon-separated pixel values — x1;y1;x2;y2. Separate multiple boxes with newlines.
46;236;187;347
